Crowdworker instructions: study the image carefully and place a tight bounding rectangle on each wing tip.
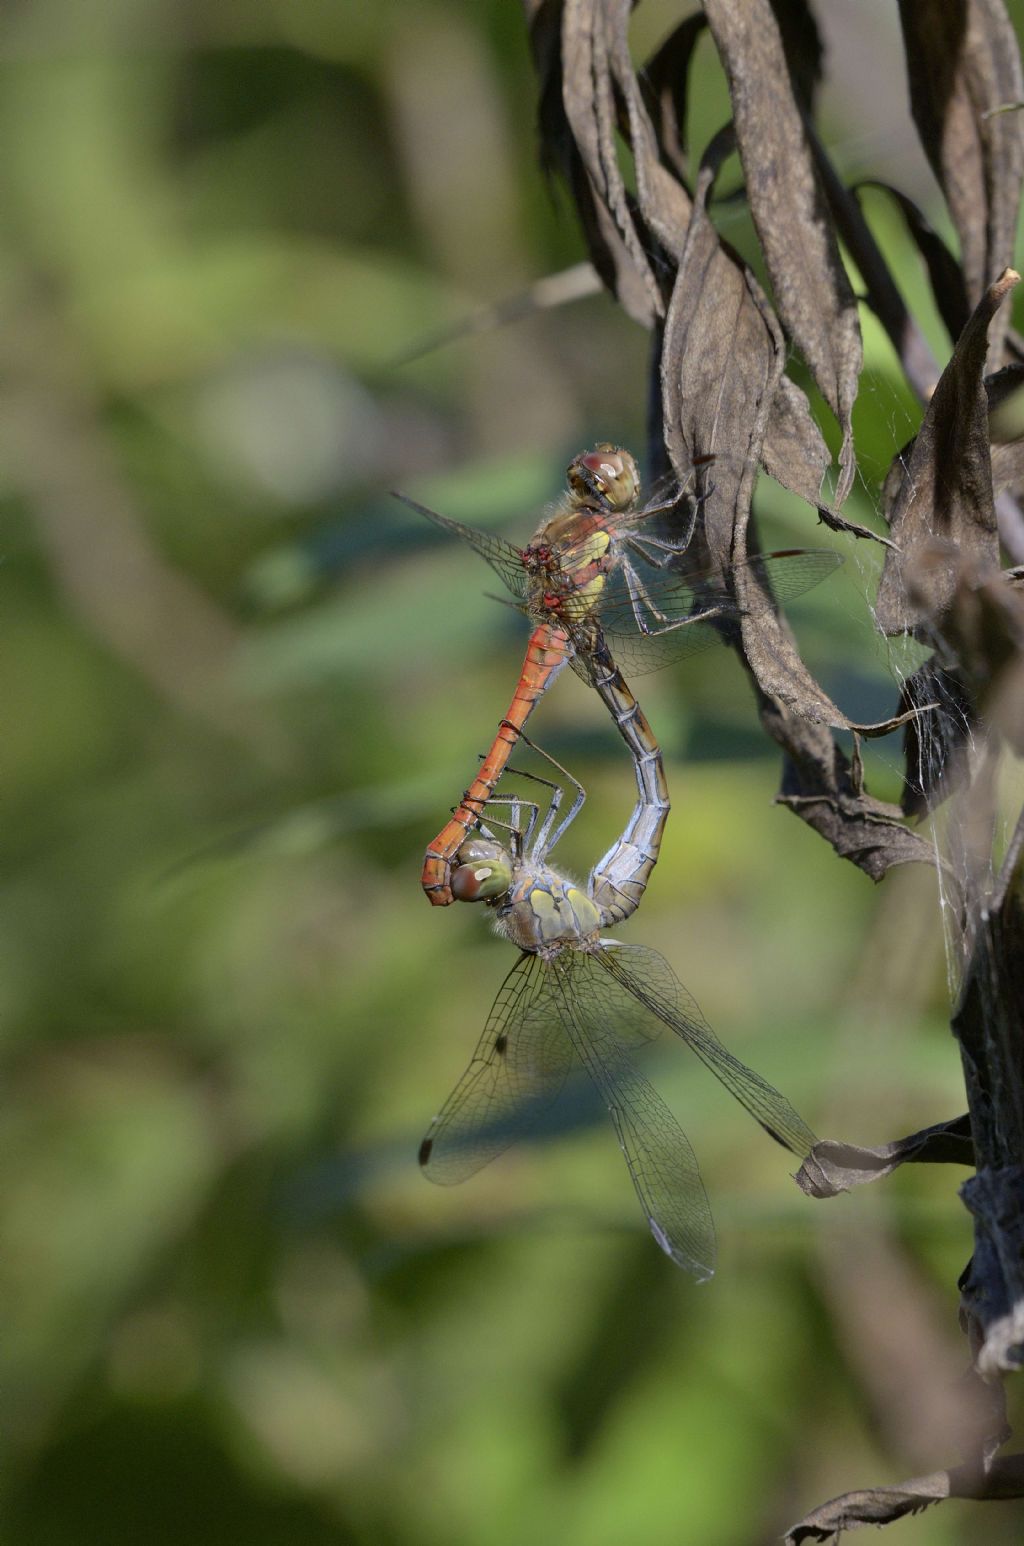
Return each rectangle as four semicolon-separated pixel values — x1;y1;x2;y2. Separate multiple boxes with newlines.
648;1217;715;1281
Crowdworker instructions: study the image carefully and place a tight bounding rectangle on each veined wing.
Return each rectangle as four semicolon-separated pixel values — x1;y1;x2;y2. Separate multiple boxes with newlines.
418;951;572;1185
547;951;715;1279
393;490;529;599
595;942;817;1158
580;548;843;676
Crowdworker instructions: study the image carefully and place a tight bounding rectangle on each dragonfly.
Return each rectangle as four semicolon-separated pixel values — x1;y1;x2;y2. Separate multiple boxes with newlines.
419;734;817;1276
395;444;841;905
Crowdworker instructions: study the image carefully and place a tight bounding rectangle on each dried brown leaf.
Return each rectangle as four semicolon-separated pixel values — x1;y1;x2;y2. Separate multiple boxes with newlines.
893;552;1024;818
560;0;668;318
759;372;833;512
857;180;971;347
941;559;1024;751
704;0;862;502
602;0;693;264
811;147;940;402
660;129;776;569
987;363;1024;505
659;131;831;557
796;1114;974;1198
898;0;1024;364
767;0;823;114
640;12;706;185
954;811;1024;1373
785;1454;1024;1544
876;268;1018;633
527;0;657;325
527;0;952;883
812;496;898;550
770;703;938;879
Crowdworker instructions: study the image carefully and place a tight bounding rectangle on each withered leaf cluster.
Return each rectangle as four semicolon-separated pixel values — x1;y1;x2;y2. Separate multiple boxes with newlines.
521;0;1024;1537
526;0;1024;879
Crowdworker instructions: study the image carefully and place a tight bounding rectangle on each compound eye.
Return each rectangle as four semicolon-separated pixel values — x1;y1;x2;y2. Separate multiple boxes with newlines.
452;857;511;902
579;447;637;505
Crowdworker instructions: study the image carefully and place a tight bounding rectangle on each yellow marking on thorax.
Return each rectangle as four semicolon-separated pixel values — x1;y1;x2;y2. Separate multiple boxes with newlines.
501;875;602;950
565;886;601;934
566;526;611;568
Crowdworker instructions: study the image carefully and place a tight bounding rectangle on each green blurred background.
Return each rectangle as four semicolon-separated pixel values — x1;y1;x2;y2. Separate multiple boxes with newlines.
2;2;1023;1542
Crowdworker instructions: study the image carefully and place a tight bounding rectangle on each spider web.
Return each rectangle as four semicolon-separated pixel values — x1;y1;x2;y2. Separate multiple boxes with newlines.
849;375;1020;1001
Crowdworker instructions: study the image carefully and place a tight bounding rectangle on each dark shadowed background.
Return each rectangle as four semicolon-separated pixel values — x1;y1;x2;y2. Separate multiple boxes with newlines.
2;2;1023;1542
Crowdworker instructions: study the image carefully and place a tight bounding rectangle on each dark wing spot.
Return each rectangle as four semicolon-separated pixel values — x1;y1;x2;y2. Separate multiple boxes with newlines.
494;1034;508;1055
761;1123;785;1148
418;1137;433;1166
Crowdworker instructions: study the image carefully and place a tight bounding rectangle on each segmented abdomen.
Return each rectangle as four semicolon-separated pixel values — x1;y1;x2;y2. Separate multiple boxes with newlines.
587;641;669;928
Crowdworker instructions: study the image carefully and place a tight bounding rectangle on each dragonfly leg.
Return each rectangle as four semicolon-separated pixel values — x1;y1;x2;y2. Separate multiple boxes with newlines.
627;534;690;561
621;556;729;639
475;796;540;860
500;764;563;856
502;725;586;859
475;752;549;851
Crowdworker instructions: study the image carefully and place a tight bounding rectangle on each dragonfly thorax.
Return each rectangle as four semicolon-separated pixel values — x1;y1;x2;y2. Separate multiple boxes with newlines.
495;863;602;955
522;514;614;627
453;837;601;951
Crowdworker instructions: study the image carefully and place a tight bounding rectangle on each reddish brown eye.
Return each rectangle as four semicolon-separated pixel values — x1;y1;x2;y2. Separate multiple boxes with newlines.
451;863;481;901
579;450;613;481
451;849;512;902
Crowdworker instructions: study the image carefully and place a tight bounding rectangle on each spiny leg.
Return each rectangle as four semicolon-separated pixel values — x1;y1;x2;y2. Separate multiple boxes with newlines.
504;725;587;860
620;555;730;638
474;797;541;863
620;471;714;559
473;750;542;850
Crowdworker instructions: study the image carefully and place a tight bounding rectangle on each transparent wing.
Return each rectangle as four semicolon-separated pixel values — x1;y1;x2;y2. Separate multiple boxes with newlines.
393;490;529;599
579;548;843;677
418;952;572;1185
568;612;725;681
547;952;716;1279
595;941;817;1158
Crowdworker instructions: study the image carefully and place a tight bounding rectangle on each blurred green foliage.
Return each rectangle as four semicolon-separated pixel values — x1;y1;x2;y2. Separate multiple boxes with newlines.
1;2;1023;1543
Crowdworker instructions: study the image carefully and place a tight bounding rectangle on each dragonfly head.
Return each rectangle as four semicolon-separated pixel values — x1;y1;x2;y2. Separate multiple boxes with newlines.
451;837;513;903
566;444;640;513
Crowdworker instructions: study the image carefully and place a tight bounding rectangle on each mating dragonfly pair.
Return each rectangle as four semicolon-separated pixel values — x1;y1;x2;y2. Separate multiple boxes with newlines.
397;445;836;1274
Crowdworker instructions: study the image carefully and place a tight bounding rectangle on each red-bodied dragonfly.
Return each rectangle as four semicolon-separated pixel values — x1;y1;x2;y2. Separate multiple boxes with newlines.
395;445;840;905
420;736;816;1275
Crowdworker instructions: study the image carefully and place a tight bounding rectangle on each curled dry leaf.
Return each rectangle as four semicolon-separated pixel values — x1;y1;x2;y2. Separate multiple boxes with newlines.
987;363;1024;500
784;1453;1024;1544
796;1114;974;1199
898;0;1024;365
640;12;706;184
769;703;938;879
704;0;862;503
812;145;940;403
659;143;845;725
954;810;1024;1373
659;136;936;875
931;554;1024;753
894;544;1024;815
856;180;971;348
559;0;671;319
876;268;1019;633
526;0;658;326
525;2;951;883
765;0;824;115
